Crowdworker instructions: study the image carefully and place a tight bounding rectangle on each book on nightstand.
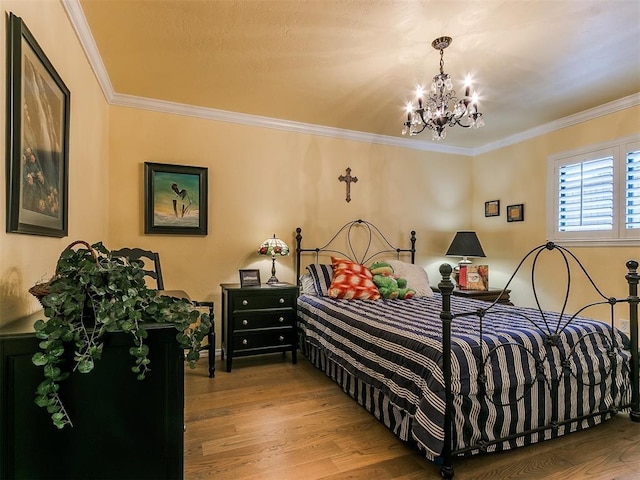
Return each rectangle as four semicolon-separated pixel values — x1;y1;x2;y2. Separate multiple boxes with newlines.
459;265;489;290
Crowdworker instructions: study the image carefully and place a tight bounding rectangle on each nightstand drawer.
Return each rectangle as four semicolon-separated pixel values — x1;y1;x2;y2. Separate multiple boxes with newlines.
233;310;294;331
232;329;296;351
232;291;296;310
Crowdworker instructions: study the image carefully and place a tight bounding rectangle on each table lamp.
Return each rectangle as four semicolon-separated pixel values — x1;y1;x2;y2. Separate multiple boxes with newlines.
445;231;486;285
258;234;290;284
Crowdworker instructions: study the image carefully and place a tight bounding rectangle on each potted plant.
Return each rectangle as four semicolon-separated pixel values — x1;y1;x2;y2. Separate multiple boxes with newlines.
30;240;211;429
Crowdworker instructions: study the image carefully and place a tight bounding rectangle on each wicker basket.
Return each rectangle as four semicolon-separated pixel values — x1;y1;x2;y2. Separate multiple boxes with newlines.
29;240;98;305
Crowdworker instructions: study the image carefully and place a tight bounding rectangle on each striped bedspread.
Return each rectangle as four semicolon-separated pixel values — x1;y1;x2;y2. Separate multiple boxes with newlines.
297;293;633;459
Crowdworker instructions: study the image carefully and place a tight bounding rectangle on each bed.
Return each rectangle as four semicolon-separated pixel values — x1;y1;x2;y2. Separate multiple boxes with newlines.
294;219;640;479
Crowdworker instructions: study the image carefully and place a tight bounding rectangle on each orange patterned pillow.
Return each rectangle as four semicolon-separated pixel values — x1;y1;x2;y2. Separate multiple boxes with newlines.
328;257;381;300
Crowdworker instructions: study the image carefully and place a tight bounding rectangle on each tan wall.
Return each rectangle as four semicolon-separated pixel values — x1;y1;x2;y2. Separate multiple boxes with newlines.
107;106;473;336
0;0;110;326
472;105;640;319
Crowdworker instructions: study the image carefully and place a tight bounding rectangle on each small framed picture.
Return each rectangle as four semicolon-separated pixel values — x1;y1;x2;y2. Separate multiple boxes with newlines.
484;200;500;217
144;162;208;235
507;204;525;222
239;269;261;287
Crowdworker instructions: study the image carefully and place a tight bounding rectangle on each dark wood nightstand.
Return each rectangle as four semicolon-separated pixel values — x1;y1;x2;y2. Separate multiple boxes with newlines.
451;287;512;305
220;283;298;372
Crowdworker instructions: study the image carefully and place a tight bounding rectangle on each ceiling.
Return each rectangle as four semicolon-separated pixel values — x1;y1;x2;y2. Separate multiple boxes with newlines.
73;0;640;152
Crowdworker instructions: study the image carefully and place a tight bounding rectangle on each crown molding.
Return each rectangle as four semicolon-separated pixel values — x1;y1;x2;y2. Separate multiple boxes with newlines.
109;93;474;156
63;0;639;158
473;93;640;155
62;0;115;102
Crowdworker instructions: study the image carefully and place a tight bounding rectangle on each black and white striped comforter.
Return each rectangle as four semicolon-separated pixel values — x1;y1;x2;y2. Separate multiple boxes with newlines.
297;293;633;459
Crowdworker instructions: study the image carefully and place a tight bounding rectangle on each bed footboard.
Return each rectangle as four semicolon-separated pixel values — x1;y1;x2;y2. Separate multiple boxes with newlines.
437;243;640;479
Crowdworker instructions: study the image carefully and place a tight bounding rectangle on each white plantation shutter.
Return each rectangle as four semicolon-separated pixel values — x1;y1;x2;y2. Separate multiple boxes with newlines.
625;148;640;230
558;157;613;232
548;135;640;245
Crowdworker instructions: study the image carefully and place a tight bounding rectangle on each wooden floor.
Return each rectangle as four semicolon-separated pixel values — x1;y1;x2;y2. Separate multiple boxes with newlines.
184;353;640;480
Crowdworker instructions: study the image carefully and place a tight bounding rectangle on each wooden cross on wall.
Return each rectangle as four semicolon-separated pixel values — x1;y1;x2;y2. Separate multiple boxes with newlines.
339;167;358;203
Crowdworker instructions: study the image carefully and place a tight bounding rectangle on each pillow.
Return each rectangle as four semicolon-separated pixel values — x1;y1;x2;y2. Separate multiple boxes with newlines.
328;257;381;300
384;259;433;297
299;273;318;296
306;264;333;296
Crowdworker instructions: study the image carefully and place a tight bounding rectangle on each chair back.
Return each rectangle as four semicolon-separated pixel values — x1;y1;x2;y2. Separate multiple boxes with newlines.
111;247;165;290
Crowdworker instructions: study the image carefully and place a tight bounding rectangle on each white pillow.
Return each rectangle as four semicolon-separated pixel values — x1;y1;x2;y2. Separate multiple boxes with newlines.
384;259;433;297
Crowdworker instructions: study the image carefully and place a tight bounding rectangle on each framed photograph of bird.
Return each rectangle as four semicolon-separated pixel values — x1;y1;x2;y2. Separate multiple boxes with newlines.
144;162;208;235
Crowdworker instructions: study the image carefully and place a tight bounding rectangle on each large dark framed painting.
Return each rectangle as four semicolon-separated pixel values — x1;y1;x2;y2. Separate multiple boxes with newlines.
144;162;208;235
6;13;70;237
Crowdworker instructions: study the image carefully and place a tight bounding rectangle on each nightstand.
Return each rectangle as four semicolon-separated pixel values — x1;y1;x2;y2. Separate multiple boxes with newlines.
220;283;298;372
452;287;512;305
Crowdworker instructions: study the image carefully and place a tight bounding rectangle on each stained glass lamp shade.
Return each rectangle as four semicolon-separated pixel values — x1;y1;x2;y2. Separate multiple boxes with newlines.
258;234;290;284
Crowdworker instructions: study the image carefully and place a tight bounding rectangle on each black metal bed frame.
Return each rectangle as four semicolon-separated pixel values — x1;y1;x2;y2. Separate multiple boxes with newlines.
295;220;640;479
437;241;640;478
295;219;415;280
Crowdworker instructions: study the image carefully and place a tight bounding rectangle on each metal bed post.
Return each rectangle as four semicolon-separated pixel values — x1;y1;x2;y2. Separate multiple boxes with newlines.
295;227;303;285
409;230;416;264
438;263;455;480
626;260;640;422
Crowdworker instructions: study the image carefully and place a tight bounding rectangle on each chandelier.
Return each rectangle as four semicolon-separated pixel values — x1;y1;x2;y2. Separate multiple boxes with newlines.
402;36;484;141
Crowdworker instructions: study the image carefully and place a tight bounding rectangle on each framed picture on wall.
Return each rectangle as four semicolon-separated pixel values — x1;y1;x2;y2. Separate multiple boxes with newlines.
507;203;525;222
484;200;500;217
144;162;208;235
6;13;70;237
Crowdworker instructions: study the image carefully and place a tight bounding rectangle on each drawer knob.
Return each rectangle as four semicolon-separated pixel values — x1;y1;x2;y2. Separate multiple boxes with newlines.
242;339;248;345
278;316;284;323
242;299;248;306
279;335;285;342
242;319;248;326
279;297;285;304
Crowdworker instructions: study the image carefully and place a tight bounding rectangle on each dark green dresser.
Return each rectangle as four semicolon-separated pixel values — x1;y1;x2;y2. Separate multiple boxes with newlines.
0;313;184;479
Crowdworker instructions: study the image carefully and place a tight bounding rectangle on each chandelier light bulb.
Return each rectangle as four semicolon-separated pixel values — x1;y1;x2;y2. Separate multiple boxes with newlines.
464;75;472;91
401;36;484;141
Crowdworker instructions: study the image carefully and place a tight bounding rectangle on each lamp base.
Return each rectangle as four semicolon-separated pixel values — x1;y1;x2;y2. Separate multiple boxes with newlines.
266;275;280;284
452;265;460;286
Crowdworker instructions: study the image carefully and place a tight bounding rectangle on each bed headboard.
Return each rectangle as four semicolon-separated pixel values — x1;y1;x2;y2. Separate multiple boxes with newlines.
295;219;416;282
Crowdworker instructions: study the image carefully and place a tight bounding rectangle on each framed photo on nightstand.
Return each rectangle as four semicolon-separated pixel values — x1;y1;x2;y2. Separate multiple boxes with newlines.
239;269;261;287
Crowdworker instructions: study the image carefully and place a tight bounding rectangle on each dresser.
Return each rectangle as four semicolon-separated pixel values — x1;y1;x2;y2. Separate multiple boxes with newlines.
0;312;184;480
220;283;298;372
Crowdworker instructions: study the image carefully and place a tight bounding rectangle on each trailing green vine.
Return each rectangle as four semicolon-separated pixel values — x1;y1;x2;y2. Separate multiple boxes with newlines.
31;241;211;429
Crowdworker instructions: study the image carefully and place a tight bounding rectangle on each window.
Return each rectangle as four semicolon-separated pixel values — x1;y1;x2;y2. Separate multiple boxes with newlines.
626;149;640;230
547;135;640;245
